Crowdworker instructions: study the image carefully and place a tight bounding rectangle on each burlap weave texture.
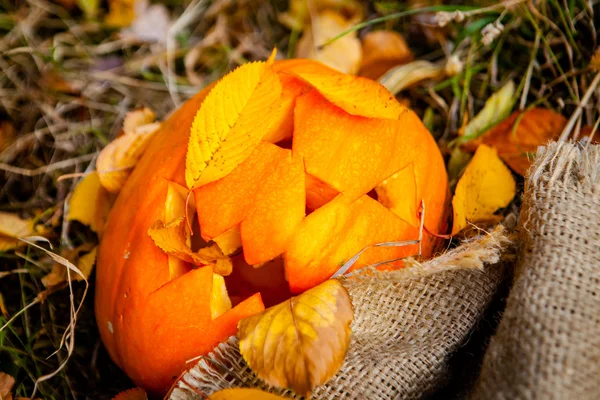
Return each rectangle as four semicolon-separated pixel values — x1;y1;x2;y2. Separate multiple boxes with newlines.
170;228;511;399
472;142;600;399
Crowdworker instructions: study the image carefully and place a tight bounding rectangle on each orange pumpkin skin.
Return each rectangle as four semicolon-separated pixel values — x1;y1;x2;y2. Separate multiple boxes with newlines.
95;85;264;395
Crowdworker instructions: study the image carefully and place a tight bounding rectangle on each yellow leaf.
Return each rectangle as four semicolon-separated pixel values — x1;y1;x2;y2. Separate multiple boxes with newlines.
238;279;353;396
105;0;136;27
209;388;287;400
0;212;35;252
451;145;516;235
148;217;232;276
185;61;282;189
75;246;97;281
67;172;112;235
96;124;159;193
123;107;155;135
378;60;444;95
296;10;362;74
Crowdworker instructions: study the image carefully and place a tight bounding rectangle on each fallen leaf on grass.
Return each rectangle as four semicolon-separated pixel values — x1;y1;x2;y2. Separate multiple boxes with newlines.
296;10;362;74
148;217;232;276
359;30;413;80
42;243;97;287
451;145;516;235
120;0;171;44
0;212;35;252
97;123;159;193
463;108;567;176
105;0;135;27
0;372;15;400
185;60;282;189
209;388;286;400
67;172;112;235
279;0;363;31
238;279;353;396
378;60;444;95
459;80;516;142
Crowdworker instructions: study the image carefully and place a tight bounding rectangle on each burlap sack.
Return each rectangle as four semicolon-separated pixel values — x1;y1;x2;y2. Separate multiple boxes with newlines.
472;142;600;399
169;227;513;399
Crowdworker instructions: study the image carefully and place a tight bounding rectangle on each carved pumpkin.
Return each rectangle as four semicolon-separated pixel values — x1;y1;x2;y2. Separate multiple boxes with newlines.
95;59;449;394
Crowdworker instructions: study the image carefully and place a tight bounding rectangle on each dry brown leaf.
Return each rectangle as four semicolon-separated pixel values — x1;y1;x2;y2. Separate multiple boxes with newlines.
97;124;159;193
238;279;353;396
296;10;362;74
67;172;112;235
451;145;516;235
359;30;413;80
209;388;287;400
0;372;15;400
148;217;232;276
463;108;567;176
0;212;35;252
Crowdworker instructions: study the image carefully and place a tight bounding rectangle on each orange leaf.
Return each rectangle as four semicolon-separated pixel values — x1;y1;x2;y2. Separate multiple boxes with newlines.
185;61;282;189
451;145;516;235
275;59;404;119
359;30;413;80
0;372;15;400
238;279;353;396
464;108;567;176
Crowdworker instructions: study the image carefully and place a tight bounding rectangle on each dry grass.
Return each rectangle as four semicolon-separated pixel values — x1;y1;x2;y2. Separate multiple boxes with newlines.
0;0;598;398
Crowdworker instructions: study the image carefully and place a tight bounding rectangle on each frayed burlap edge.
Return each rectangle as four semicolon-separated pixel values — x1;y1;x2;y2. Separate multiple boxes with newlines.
169;226;513;400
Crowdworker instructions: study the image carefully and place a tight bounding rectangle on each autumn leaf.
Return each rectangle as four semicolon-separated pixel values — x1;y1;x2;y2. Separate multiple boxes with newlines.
0;372;15;400
238;279;353;396
0;212;35;252
75;246;97;281
451;145;516;235
463;108;568;176
185;61;282;189
209;388;287;400
67;172;112;235
296;10;362;74
148;217;232;276
378;60;444;95
96;122;159;193
359;30;413;80
105;0;135;27
279;0;363;31
42;243;97;287
459;80;516;142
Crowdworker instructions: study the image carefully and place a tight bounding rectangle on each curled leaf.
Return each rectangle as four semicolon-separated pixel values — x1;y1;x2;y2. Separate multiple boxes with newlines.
451;145;516;235
296;10;362;74
67;172;112;235
0;212;35;252
185;61;282;189
97;125;159;193
459;80;516;142
238;279;353;395
378;60;444;95
148;217;232;276
209;388;286;400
